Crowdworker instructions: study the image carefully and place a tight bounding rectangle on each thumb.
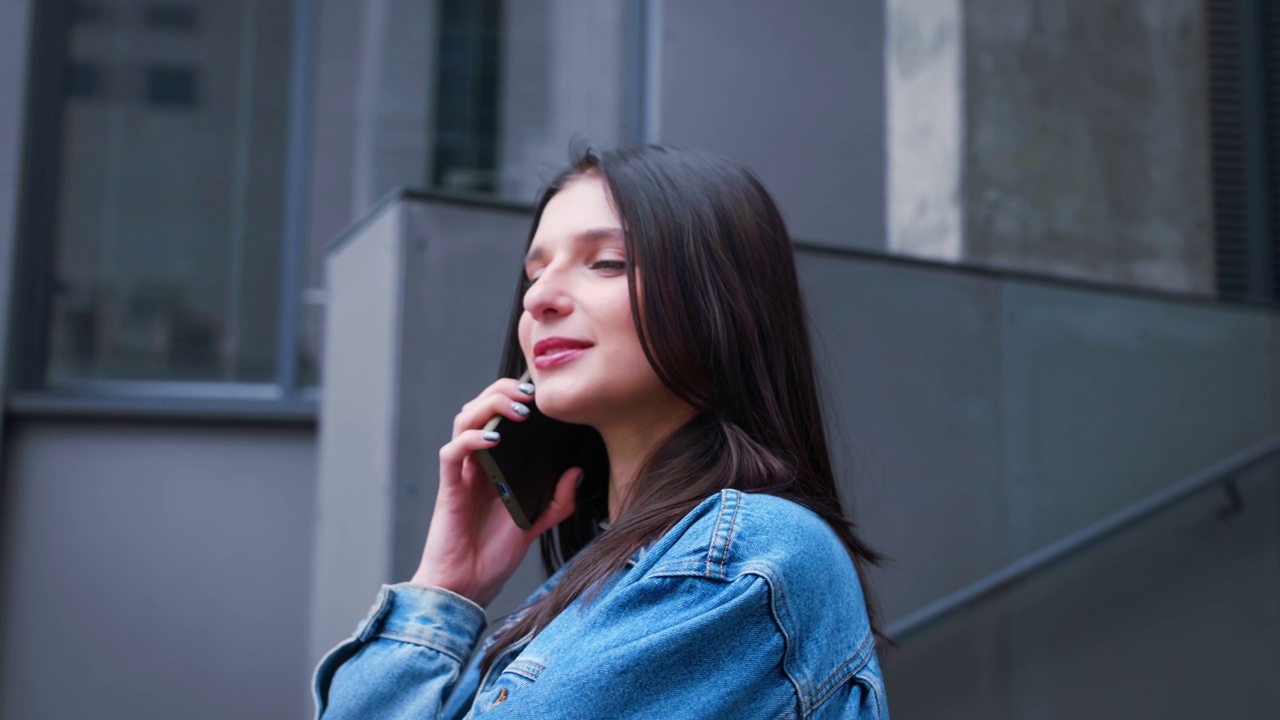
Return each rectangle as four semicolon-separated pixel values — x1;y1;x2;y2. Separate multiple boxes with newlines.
529;467;581;537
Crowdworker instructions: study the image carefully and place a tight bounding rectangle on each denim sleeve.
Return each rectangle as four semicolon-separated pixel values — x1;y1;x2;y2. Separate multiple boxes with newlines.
473;572;849;719
312;583;487;720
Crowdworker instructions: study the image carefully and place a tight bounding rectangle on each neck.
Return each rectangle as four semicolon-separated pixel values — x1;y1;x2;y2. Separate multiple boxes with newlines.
596;403;696;523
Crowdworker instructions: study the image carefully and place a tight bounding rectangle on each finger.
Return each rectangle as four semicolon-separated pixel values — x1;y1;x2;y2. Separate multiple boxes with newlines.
459;378;536;414
453;380;537;436
439;428;502;468
453;392;535;438
528;467;582;537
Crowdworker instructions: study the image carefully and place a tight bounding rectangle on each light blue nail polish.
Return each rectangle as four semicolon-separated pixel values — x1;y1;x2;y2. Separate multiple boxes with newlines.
518;382;535;395
483;431;500;442
512;401;530;417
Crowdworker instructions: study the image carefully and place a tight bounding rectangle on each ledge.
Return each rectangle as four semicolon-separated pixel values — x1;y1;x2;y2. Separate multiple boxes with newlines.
5;390;319;425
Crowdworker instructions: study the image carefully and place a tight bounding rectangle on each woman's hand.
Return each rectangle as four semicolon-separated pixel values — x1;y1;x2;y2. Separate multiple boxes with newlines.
410;378;581;608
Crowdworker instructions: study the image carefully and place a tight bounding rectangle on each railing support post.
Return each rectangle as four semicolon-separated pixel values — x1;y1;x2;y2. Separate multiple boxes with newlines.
1217;476;1245;520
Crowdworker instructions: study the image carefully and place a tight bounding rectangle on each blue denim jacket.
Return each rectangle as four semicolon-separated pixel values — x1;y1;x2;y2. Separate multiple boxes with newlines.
313;490;889;718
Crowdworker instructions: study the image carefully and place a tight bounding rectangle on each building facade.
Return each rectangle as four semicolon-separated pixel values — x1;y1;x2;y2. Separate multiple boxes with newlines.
0;2;1276;719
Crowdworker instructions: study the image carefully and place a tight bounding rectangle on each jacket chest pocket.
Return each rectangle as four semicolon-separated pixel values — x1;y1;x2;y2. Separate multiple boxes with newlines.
475;658;546;715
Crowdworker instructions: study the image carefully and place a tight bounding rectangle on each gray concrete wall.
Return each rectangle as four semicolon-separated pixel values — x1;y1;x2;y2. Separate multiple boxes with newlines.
799;251;1280;616
308;195;542;673
883;459;1280;719
306;202;404;663
388;199;545;601
799;255;1010;607
0;420;318;720
315;196;1280;716
887;0;964;262
890;0;1216;296
998;280;1276;551
802;250;1280;717
657;0;886;251
964;0;1214;296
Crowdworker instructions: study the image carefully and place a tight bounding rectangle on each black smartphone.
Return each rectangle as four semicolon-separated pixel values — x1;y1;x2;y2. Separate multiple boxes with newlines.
475;371;599;529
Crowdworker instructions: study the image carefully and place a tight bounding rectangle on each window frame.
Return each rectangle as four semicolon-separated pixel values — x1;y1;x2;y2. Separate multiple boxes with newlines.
7;0;319;421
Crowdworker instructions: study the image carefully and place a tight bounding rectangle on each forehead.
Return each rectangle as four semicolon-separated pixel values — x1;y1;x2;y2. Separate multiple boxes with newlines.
530;175;622;246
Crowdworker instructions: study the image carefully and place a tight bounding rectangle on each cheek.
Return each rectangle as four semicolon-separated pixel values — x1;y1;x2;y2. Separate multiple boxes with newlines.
517;314;533;361
605;290;645;361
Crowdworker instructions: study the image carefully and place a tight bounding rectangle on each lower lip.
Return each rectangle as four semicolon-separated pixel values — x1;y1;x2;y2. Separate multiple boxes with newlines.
534;347;591;369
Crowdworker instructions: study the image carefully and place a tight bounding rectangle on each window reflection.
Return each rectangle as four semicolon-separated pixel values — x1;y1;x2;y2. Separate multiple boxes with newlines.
47;0;295;384
363;0;632;204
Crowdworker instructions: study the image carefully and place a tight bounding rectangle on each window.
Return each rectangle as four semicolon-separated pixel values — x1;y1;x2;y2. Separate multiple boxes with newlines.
144;66;198;107
143;3;198;32
66;62;103;100
431;0;503;194
361;0;638;205
1207;0;1280;304
71;0;107;26
16;0;312;396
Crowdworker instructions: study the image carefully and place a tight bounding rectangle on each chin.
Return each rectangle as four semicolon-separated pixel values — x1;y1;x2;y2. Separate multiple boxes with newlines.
530;378;600;427
533;395;592;426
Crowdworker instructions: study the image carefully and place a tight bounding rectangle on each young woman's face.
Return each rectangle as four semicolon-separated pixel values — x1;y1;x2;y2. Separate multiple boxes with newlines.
517;174;677;428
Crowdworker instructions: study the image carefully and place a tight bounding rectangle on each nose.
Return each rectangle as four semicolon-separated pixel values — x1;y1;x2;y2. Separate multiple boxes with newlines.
522;265;573;321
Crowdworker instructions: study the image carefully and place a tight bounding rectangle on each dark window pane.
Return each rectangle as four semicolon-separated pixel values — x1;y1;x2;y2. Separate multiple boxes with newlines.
431;0;502;193
364;0;629;203
144;3;198;32
41;1;296;385
66;62;102;99
72;1;107;26
145;66;198;107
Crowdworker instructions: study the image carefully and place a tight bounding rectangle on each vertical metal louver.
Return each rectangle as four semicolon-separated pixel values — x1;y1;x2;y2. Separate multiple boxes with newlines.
1207;0;1278;303
431;0;503;194
1265;0;1280;296
1207;0;1249;299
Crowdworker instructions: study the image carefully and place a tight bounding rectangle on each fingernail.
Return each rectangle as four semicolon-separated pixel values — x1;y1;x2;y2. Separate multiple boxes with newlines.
574;468;585;488
511;401;530;417
518;382;535;395
483;431;500;442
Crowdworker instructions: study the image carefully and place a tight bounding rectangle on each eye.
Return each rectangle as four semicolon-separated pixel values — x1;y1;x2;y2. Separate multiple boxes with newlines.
591;260;627;272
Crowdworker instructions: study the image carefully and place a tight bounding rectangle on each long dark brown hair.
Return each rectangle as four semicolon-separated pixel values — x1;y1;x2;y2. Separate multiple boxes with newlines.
483;144;882;673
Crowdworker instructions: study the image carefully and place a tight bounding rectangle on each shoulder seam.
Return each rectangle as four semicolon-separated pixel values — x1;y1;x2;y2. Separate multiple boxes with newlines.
705;489;742;579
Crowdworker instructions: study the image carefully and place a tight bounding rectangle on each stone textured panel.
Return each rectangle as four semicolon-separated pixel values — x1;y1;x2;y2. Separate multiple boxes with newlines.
963;0;1214;294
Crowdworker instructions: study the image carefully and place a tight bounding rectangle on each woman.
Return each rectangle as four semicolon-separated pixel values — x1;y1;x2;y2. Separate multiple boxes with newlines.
313;145;890;718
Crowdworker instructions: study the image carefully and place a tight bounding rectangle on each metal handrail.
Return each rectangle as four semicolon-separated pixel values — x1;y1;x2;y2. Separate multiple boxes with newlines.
887;432;1280;642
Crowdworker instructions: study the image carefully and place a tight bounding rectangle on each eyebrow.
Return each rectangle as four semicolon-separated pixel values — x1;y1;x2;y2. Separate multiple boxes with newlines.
524;227;625;265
